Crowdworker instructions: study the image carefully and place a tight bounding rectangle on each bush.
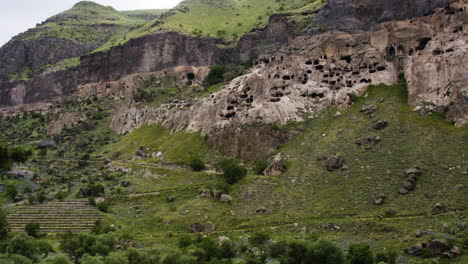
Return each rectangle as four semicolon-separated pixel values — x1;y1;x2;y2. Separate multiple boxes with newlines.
189;157;206;172
305;238;345;264
253;160;268;175
249;231;271;246
347;244;374;264
0;209;9;241
5;185;18;201
25;222;40;238
375;250;397;264
217;159;247;184
0;254;33;264
55;191;67;201
97;202;110;213
0;144;12;171
203;66;227;86
10;147;33;163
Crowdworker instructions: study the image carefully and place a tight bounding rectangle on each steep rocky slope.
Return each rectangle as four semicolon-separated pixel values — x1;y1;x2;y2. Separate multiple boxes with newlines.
0;1;166;95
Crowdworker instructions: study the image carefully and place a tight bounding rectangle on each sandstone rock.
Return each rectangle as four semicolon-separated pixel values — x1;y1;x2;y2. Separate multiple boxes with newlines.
325;155;345;171
189;222;203;233
402;181;415;191
372;120;388;130
361;104;378;115
263;153;286;176
405;168;422;177
406;244;423;256
205;222;215;232
46;113;84;135
220;194;233;203
428;239;448;255
200;189;212;198
373;193;386;205
399;188;409;195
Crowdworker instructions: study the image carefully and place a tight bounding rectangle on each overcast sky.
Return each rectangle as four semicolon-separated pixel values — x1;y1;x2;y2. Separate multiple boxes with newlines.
0;0;183;47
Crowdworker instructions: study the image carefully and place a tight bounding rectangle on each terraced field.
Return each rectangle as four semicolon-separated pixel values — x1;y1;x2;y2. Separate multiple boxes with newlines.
6;200;102;233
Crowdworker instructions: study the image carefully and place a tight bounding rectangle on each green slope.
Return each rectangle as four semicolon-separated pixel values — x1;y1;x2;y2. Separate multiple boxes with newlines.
19;1;166;45
93;0;326;52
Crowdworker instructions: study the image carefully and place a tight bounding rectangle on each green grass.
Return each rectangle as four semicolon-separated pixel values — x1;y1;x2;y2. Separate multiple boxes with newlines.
93;0;325;52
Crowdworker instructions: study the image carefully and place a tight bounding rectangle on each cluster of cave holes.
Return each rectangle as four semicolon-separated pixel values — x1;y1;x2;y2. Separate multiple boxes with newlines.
224;87;254;119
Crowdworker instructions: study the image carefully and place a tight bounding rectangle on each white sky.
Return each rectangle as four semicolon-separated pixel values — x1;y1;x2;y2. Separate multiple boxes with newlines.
0;0;183;47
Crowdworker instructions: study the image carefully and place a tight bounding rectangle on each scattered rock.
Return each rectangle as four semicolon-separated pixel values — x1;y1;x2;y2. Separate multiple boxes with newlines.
325;155;344;171
334;111;342;117
415;231;424;238
428;239;448;255
256;207;268;214
372;120;388;130
405;168;422;177
120;181;131;187
220;194;232;203
361;104;378;115
399;188;409;195
189;222;203;233
402;181;415;191
264;153;286;176
205;222;215;232
433;203;446;214
373;193;386;205
406;244;423;256
200;189;212;198
38;139;56;149
166;196;175;203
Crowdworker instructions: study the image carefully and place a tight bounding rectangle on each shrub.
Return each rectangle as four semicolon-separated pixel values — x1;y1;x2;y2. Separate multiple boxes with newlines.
249;231;271;246
55;191;67;201
189;157;206;172
25;222;40;238
375;250;397;264
347;244;374;264
305;238;345;264
0;144;12;171
253;160;268;175
0;209;9;241
203;66;227;86
97;202;110;213
177;235;193;248
5;185;18;201
0;254;33;264
10;147;33;163
217;159;247;185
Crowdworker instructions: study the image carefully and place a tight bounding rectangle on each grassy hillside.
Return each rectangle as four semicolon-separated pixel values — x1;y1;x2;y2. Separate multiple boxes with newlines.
19;1;166;45
1;78;466;263
93;0;326;52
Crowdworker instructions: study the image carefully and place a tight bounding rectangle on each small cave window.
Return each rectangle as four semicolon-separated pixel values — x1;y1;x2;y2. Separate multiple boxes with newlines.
415;38;432;51
187;73;195;81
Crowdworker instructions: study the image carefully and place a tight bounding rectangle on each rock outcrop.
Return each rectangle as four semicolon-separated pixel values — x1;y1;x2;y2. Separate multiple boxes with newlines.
307;0;458;32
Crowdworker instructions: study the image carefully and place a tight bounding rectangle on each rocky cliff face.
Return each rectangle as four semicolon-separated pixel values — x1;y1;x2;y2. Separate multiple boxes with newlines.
307;0;458;32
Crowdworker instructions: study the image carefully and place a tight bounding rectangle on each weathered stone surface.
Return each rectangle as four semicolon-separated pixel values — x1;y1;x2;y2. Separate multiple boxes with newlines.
46;113;84;135
263;153;286;176
325;155;345;171
220;194;233;203
205;222;215;232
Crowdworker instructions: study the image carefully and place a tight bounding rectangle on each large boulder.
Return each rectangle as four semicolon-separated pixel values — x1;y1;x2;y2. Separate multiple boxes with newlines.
325;155;345;171
220;194;233;203
263;153;286;176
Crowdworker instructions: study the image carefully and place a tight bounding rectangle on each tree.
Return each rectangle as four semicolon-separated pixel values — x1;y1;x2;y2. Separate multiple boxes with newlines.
0;208;9;241
10;147;33;163
39;255;73;264
79;254;104;264
203;66;227;86
305;238;345;264
0;254;33;264
7;233;37;260
217;159;247;184
104;252;129;264
5;185;18;201
0;144;12;171
25;222;41;238
347;244;374;264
